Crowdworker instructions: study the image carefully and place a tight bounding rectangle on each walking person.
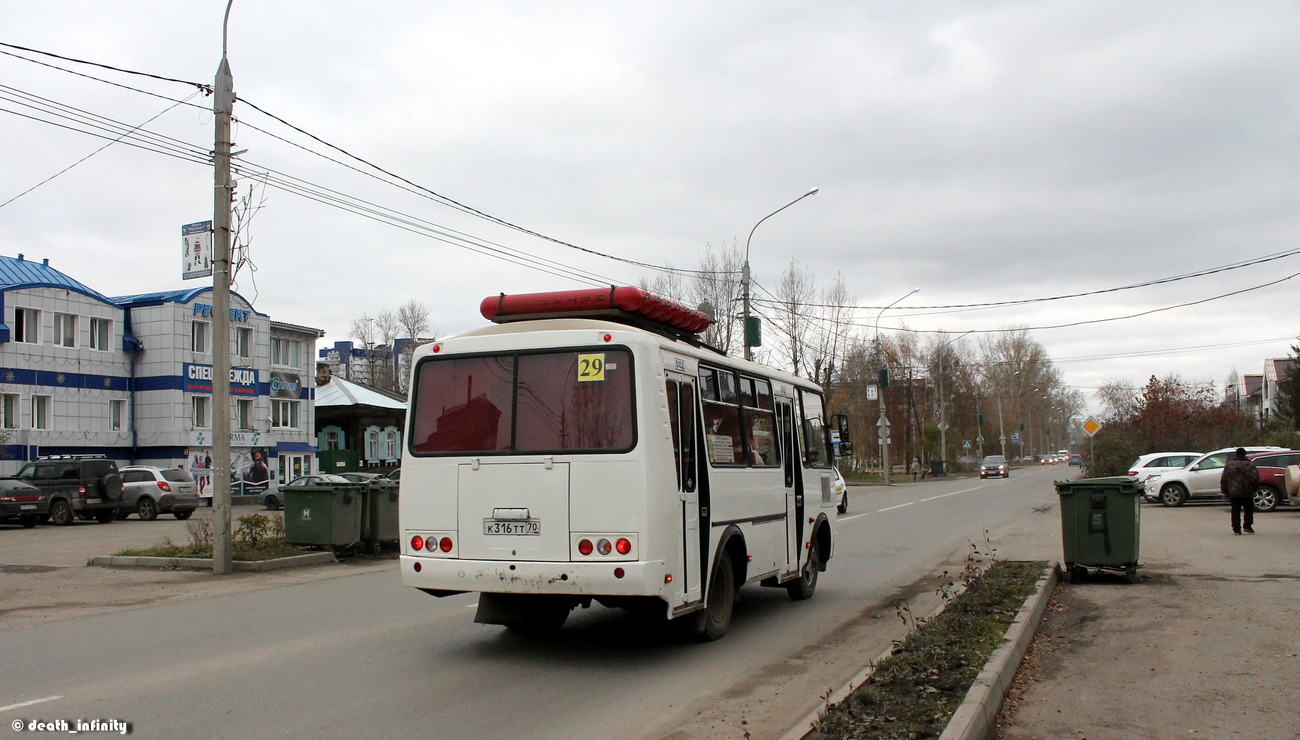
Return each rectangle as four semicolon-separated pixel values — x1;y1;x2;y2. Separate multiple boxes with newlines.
910;458;920;482
1220;447;1260;535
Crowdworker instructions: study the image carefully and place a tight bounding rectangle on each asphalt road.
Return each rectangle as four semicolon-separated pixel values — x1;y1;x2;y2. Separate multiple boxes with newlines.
0;467;1070;739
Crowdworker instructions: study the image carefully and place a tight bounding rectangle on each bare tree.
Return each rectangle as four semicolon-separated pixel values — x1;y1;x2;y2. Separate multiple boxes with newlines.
1096;379;1140;422
774;258;815;377
396;300;436;392
810;273;855;390
691;240;744;354
349;313;378;385
397;300;432;343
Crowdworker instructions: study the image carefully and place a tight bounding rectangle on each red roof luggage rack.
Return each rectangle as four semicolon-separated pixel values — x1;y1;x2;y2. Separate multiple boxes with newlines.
481;287;714;336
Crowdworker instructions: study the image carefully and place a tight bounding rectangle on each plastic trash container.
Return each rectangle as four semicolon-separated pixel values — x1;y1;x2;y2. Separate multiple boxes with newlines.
283;483;363;549
1055;476;1141;583
361;480;400;552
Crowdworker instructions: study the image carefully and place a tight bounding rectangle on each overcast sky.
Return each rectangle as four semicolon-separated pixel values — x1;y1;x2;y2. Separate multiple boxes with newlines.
3;1;1298;415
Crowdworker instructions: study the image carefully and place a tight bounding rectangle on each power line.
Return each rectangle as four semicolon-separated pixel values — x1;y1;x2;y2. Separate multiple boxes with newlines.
752;246;1300;315
235;95;720;278
1;40;723;280
0;86;201;208
0;41;210;92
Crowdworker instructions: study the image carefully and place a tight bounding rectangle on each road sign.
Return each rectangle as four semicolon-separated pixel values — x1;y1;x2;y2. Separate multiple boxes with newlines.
962;440;972;450
1011;431;1020;444
1082;416;1103;437
938;421;949;431
866;384;878;401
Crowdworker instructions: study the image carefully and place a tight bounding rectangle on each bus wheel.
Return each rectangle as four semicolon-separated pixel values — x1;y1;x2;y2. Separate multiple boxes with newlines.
687;555;735;641
786;539;819;601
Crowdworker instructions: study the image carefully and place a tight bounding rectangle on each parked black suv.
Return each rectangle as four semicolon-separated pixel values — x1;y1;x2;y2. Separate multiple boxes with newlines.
12;456;124;525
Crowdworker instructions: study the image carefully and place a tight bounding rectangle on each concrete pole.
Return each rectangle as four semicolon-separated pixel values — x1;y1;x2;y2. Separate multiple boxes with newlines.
210;7;235;575
878;364;889;486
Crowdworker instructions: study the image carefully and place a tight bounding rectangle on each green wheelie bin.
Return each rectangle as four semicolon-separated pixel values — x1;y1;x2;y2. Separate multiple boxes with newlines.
283;483;364;550
361;480;400;553
1055;476;1141;583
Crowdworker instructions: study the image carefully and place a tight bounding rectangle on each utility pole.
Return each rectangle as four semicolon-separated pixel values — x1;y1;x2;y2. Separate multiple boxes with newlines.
211;1;235;575
873;289;918;485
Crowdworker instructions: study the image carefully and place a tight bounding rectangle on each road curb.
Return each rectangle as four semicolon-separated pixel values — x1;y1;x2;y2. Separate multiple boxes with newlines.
938;561;1059;740
781;561;1058;740
86;551;337;571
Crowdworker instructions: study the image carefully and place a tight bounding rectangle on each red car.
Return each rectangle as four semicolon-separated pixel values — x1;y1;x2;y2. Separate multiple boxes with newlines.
1247;450;1300;512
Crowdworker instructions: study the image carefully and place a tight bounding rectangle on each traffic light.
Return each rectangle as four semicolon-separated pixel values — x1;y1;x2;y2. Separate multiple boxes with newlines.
744;316;762;348
978;414;984;426
878;368;889;388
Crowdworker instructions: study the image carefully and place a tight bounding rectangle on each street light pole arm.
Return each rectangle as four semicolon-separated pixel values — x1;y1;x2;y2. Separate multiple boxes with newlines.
742;187;819;361
744;187;820;262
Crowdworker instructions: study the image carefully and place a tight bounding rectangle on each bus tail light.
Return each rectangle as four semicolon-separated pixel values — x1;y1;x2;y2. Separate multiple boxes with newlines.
409;533;456;556
573;534;637;560
614;568;625;579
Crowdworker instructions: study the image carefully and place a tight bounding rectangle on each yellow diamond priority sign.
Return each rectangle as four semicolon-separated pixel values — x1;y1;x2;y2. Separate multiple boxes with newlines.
1082;416;1102;438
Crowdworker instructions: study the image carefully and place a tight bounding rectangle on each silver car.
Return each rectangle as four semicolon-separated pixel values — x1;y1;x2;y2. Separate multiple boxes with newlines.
118;466;199;521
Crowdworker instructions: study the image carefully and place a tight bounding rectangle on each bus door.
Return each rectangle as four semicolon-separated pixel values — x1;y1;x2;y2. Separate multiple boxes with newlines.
777;398;803;573
666;373;702;604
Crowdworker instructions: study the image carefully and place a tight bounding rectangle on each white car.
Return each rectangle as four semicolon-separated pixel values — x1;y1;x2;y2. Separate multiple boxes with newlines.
1127;452;1201;499
1144;446;1286;506
832;467;847;514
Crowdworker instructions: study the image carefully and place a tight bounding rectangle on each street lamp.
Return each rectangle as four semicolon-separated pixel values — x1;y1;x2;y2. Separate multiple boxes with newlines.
935;330;972;476
874;288;919;485
741;187;819;361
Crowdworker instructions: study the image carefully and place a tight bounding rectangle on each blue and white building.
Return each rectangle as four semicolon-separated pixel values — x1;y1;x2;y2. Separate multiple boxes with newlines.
0;254;322;494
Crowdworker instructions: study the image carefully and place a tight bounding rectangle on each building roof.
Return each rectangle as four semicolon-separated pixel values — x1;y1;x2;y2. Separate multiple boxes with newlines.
111;286;263;313
1265;358;1298;384
0;254;117;306
315;376;407;410
1244;374;1263;398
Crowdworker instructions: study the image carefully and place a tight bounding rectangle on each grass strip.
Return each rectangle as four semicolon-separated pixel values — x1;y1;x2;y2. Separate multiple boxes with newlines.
811;559;1044;740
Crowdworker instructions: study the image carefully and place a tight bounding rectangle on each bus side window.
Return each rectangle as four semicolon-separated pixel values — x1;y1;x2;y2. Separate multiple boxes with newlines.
740;376;778;467
799;389;831;468
680;384;696;491
703;401;742;465
666;381;697;491
667;382;682;489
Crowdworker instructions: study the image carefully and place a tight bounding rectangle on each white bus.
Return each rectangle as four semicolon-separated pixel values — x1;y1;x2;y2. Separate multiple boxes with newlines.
399;287;841;640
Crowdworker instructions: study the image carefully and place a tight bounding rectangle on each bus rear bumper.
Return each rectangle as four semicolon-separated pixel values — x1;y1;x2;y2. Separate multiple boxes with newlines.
400;555;669;597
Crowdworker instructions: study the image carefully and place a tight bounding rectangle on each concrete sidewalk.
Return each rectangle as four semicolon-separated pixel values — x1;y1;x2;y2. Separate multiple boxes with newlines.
997;499;1300;739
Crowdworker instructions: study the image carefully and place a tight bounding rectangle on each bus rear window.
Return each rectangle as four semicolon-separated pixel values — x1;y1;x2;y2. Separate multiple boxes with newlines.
410;349;635;454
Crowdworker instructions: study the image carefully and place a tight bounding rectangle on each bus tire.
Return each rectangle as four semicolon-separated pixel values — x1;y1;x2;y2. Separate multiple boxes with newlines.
786;539;819;601
688;554;735;642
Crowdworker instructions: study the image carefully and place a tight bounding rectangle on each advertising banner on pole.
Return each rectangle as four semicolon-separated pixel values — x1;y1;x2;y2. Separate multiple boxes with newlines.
182;220;213;279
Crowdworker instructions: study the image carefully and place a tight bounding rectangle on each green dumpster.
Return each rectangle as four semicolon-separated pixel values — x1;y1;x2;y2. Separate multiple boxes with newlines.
283;484;363;549
1055;476;1141;583
361;480;400;552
